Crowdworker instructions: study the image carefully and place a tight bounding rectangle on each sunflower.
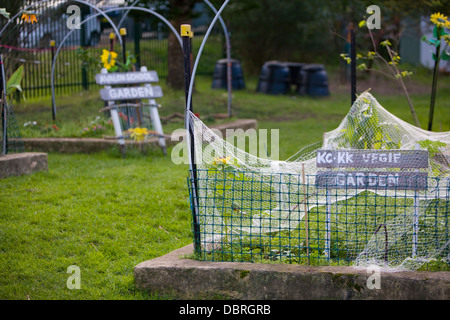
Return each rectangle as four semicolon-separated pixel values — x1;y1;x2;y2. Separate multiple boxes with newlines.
430;12;450;29
21;11;38;24
100;49;118;70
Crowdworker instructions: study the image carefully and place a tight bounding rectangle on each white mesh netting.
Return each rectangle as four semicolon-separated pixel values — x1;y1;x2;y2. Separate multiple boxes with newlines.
188;92;450;271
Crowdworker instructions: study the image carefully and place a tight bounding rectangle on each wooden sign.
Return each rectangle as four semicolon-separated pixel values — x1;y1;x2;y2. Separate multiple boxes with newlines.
95;71;159;85
99;86;163;101
316;171;428;190
316;149;428;169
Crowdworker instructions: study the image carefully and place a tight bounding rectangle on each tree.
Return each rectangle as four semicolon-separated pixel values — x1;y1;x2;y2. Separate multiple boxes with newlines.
166;0;200;89
125;0;201;89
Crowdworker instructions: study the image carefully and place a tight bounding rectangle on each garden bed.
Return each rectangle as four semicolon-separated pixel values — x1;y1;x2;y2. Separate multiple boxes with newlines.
20;119;258;154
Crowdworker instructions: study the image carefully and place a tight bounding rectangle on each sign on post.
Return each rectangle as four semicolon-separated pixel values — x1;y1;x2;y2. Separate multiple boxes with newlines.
315;149;429;259
316;149;429;169
95;71;159;85
94;66;166;155
99;86;163;101
316;171;428;190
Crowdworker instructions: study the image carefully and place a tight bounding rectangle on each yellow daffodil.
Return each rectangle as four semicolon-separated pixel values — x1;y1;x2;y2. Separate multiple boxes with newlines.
21;11;38;24
213;156;231;165
127;127;149;142
100;49;118;70
430;12;450;29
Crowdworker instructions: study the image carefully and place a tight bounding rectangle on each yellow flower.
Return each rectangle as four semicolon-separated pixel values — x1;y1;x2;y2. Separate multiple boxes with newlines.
213;156;231;165
100;49;118;70
340;53;351;64
380;40;391;47
127;127;149;142
21;12;38;24
443;34;450;45
430;12;450;29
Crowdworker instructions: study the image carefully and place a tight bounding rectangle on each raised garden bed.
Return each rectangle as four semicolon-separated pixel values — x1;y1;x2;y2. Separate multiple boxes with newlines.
20;119;257;154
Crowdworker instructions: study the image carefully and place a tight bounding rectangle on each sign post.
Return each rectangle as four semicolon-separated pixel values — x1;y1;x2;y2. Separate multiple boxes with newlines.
95;66;166;155
316;148;429;261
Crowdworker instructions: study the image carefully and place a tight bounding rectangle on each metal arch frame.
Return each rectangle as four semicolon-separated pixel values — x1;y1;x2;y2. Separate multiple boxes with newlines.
51;6;183;118
117;0;233;117
0;0;123;46
187;0;230;115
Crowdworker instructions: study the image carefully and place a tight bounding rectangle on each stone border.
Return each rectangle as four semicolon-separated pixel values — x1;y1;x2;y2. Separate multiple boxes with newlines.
134;244;450;300
20;119;257;154
0;152;48;179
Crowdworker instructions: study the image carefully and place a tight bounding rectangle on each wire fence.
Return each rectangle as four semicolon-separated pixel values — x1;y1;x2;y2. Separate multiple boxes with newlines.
187;169;450;270
0;1;225;99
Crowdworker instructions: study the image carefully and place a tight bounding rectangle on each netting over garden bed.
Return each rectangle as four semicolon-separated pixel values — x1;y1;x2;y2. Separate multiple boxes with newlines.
187;92;450;271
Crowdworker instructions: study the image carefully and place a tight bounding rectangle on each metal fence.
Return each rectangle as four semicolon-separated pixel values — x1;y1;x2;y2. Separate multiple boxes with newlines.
0;1;224;99
187;170;450;270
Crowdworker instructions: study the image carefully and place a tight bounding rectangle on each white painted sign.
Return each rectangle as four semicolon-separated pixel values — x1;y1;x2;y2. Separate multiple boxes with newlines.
99;86;163;100
316;171;428;190
95;71;159;85
316;149;428;168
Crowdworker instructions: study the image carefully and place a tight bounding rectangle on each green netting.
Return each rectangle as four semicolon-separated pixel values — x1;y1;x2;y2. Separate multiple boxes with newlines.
186;92;450;271
1;103;24;154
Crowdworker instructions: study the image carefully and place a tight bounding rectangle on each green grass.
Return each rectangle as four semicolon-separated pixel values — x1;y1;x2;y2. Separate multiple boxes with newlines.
2;65;450;299
0;149;192;299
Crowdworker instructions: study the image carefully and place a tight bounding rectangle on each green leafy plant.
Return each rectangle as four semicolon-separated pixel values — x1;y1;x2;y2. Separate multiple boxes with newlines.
76;47;102;74
421;12;450;131
340;14;420;127
4;65;25;103
330;97;401;150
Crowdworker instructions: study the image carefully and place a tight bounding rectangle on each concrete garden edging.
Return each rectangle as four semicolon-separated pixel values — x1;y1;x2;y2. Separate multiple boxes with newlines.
0;152;48;179
134;244;450;300
21;119;257;154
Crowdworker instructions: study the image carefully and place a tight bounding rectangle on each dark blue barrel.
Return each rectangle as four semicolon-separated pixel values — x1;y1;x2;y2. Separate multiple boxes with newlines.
212;59;245;90
269;63;290;94
302;64;330;97
256;62;272;93
257;61;290;95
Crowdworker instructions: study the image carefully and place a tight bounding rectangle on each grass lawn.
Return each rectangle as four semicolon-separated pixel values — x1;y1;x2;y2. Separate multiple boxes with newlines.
1;66;449;299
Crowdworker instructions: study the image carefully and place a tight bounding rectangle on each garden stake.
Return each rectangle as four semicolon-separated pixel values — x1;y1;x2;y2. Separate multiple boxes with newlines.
1;54;7;155
120;28;127;64
302;163;310;264
50;40;56;120
325;189;331;260
109;32;115;52
350;29;356;106
374;224;388;265
182;24;201;254
428;41;440;131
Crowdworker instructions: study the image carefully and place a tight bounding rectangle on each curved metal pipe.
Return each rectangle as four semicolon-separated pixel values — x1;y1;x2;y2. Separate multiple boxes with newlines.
51;6;183;118
186;0;230;114
203;0;232;117
0;0;123;46
117;0;233;117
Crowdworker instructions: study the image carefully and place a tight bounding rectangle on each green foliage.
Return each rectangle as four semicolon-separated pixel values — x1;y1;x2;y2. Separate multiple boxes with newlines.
0;8;10;19
76;47;101;74
5;65;24;102
330;99;401;150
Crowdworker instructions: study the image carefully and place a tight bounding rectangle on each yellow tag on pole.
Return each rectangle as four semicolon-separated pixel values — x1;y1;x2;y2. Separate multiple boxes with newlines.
120;28;127;36
49;40;56;47
181;24;192;37
109;32;115;40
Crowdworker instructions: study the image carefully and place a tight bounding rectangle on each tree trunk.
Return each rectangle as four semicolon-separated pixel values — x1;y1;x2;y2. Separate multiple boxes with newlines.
167;19;187;89
166;0;197;90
